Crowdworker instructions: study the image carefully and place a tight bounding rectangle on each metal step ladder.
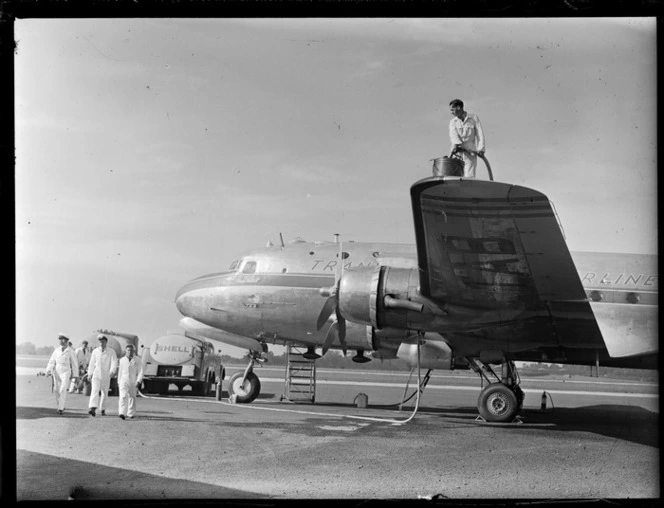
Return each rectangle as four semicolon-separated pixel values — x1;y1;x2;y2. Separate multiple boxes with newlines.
281;345;316;403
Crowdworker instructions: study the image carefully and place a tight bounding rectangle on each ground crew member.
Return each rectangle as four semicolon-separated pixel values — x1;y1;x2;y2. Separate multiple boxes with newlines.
448;98;486;178
71;340;92;394
45;333;79;415
117;344;144;420
86;334;118;417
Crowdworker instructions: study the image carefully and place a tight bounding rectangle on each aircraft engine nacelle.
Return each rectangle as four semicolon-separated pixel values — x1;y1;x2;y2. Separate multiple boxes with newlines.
397;340;455;370
339;266;425;330
368;326;416;360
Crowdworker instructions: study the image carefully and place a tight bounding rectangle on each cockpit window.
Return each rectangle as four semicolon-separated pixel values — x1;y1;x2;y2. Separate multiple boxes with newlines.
242;261;257;274
229;260;239;271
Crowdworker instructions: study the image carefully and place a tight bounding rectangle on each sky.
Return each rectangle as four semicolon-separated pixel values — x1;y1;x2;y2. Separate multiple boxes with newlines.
15;18;657;354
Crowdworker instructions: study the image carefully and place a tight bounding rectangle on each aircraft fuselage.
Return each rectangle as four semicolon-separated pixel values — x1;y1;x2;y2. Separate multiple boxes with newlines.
175;240;657;367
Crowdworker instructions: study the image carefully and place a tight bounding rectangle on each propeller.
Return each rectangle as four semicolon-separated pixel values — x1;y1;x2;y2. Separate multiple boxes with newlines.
316;236;348;355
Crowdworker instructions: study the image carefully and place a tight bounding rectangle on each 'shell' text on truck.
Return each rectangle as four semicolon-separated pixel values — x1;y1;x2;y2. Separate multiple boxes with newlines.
141;333;224;396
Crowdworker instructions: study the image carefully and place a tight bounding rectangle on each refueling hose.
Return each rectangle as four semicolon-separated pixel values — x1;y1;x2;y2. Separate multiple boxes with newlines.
138;335;425;426
450;147;494;181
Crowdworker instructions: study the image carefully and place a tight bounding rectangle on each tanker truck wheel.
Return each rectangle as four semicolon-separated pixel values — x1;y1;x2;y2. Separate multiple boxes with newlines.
228;372;261;403
477;383;519;423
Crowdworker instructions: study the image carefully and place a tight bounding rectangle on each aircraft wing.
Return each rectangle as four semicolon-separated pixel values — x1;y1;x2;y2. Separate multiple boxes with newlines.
410;177;606;357
179;317;264;353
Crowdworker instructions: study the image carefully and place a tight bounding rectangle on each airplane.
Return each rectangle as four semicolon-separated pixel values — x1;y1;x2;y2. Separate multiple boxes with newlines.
174;175;658;423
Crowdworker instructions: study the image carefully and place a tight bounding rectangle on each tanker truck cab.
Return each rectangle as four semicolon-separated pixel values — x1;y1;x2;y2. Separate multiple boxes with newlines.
141;333;224;396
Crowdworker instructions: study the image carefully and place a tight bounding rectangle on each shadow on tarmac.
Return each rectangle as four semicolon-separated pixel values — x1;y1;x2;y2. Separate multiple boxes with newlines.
16;449;268;501
16;406;93;421
406;403;659;448
523;404;659;448
233;399;659;448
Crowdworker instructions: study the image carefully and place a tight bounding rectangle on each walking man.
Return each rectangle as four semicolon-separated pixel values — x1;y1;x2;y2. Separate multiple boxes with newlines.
46;333;79;415
117;344;144;420
72;340;92;394
448;98;486;178
86;334;118;417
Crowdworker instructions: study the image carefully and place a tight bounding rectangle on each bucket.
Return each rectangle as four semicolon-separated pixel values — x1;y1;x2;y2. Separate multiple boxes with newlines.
432;156;464;177
354;393;368;408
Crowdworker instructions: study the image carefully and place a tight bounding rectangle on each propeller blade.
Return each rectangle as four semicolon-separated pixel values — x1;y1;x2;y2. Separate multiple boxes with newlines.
336;308;346;342
336;308;347;355
338;329;347;356
321;321;338;355
337;237;344;282
316;296;338;330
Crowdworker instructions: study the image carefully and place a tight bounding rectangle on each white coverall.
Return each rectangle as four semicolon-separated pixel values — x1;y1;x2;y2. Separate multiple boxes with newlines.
70;345;92;393
117;354;144;418
46;346;79;411
87;347;118;411
449;113;486;178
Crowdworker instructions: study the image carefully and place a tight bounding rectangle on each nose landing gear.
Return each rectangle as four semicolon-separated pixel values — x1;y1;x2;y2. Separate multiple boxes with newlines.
228;351;266;403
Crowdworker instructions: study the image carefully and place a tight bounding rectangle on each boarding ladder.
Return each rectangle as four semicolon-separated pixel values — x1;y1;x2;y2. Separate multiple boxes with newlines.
281;345;316;403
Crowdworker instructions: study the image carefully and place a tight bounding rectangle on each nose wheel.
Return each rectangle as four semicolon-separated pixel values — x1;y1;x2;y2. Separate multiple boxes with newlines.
228;371;261;403
227;351;265;403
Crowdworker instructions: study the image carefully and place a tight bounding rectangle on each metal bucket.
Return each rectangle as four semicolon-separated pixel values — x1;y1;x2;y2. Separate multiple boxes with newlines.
432;156;464;177
354;393;368;408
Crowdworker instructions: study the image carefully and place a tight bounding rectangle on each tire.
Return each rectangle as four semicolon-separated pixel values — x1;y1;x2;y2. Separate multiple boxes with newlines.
228;371;261;403
477;383;519;423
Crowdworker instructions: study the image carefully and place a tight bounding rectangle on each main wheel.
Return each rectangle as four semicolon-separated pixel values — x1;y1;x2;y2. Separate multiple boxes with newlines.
477;383;519;423
228;372;261;403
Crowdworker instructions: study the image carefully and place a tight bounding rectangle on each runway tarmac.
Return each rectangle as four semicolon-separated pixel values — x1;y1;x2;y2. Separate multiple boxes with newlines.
15;362;659;501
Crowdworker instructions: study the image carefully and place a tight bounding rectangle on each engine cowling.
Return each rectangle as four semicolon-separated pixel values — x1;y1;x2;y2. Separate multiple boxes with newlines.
368;326;416;360
397;339;455;370
338;265;425;330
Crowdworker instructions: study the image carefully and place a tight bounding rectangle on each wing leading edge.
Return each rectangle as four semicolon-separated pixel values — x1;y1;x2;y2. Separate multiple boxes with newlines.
410;177;606;356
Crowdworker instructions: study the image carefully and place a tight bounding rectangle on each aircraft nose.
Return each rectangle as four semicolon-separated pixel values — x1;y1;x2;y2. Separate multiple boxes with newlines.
174;276;212;319
175;282;195;317
175;272;232;321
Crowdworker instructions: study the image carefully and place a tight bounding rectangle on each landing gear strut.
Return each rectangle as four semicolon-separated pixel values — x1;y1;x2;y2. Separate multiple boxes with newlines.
467;358;524;423
228;351;266;403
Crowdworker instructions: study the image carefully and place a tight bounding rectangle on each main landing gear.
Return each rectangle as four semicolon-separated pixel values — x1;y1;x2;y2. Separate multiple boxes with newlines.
466;358;525;423
228;351;266;403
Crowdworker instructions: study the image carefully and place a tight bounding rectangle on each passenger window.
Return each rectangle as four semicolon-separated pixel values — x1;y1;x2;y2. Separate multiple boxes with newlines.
242;261;257;274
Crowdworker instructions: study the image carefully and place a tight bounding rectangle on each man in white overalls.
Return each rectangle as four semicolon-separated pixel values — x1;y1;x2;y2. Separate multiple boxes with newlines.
117;344;144;420
70;340;92;393
46;333;79;415
86;334;118;417
448;98;486;178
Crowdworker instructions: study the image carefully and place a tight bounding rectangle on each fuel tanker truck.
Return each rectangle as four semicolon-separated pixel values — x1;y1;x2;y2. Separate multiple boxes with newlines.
140;332;224;396
81;329;140;396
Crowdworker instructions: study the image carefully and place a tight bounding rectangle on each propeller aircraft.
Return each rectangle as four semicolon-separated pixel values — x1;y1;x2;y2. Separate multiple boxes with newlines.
175;176;657;422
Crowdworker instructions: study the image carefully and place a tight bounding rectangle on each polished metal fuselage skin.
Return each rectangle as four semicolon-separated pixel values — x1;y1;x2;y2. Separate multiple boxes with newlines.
175;241;657;367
